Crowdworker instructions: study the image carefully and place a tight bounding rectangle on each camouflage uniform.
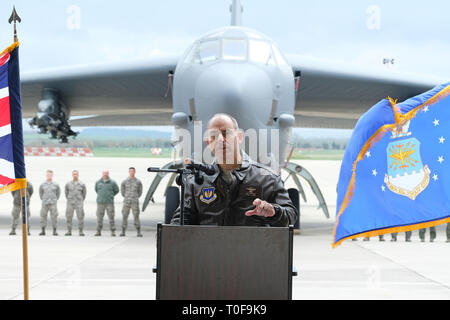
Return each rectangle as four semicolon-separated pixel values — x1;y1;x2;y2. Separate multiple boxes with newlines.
95;178;119;236
391;231;412;242
10;182;33;235
363;235;385;241
447;223;450;242
39;180;61;235
419;227;436;242
65;180;87;236
120;177;143;237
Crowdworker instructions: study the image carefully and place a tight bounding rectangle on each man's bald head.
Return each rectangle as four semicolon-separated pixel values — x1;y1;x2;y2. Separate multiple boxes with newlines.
207;113;239;130
102;170;109;181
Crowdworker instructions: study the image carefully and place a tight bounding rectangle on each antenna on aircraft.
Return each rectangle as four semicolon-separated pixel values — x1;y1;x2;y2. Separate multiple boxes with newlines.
8;6;21;42
230;0;243;26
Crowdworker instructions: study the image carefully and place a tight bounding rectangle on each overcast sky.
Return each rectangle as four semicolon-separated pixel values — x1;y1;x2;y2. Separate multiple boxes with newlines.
0;0;449;78
2;0;449;136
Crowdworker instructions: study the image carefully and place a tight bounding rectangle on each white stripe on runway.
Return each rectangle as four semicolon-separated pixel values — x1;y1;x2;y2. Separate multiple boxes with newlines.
0;87;9;100
0;124;11;138
0;158;15;179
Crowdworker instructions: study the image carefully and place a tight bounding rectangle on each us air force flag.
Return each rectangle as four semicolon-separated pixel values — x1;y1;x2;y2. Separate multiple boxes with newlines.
333;82;450;247
0;42;26;194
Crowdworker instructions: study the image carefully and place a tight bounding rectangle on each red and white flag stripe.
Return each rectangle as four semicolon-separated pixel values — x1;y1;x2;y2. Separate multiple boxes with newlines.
0;51;14;187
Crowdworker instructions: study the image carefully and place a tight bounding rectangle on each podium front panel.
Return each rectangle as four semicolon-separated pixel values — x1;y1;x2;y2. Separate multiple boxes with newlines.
156;224;293;300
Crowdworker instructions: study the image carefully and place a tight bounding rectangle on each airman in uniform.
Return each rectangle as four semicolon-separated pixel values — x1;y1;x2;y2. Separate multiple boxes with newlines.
9;181;33;236
65;170;87;236
446;223;450;243
363;235;385;241
39;170;60;236
95;170;119;236
170;113;297;227
120;167;143;237
391;231;412;242
419;227;436;242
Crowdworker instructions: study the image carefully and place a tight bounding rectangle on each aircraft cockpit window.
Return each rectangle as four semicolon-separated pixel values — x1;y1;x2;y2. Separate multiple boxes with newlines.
222;39;247;61
192;40;220;64
272;45;288;66
249;40;275;65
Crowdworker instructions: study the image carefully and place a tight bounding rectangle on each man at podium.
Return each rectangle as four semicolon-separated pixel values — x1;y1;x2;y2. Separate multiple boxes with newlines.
171;113;297;227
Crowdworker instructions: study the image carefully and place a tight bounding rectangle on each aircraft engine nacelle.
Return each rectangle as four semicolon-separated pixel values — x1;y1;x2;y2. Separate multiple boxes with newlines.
28;88;77;143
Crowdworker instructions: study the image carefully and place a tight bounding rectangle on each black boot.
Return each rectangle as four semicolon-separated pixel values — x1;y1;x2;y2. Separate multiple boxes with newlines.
9;228;16;236
95;230;101;236
137;228;143;237
79;229;85;237
65;228;72;236
39;227;46;236
120;228;126;237
53;228;58;236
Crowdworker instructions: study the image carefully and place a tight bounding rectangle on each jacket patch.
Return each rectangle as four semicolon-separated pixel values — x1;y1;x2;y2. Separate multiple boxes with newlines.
243;186;261;198
200;187;217;204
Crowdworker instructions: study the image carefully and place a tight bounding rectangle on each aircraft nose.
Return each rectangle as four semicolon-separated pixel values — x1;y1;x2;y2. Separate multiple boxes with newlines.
193;63;273;129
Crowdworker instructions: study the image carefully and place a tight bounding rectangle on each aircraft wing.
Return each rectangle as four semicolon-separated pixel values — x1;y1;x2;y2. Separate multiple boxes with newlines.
20;56;179;126
21;54;448;129
288;55;449;129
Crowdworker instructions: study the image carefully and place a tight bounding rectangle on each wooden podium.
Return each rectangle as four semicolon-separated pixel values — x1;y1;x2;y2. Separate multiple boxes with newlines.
154;224;295;300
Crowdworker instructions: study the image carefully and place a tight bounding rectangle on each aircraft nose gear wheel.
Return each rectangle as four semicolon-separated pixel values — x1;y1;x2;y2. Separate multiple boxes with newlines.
288;188;300;232
165;186;180;224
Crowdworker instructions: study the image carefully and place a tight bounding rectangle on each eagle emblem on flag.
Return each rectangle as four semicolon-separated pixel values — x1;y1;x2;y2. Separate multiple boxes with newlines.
384;121;430;200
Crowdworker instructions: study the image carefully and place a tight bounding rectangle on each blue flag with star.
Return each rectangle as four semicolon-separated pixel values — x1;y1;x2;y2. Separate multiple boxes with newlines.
333;82;450;247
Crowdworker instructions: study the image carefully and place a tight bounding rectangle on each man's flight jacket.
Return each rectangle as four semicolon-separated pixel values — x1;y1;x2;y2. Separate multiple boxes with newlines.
171;153;297;227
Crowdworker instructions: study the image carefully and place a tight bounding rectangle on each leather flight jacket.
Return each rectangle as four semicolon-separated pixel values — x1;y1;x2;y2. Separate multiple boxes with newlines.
171;153;297;227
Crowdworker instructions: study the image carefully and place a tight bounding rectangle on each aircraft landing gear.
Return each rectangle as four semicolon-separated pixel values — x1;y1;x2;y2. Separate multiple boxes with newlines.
165;186;180;224
287;188;300;234
142;160;184;213
281;162;330;223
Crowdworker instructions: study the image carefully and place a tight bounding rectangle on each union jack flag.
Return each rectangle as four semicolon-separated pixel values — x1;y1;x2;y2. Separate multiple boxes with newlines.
0;42;26;194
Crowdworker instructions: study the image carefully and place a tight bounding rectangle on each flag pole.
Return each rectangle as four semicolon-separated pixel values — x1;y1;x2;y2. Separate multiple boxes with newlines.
8;6;28;300
8;6;21;43
20;188;30;300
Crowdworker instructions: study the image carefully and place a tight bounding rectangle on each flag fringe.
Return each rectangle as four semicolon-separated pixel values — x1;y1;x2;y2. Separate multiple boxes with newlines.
332;216;450;248
0;178;27;194
332;84;450;248
0;42;20;57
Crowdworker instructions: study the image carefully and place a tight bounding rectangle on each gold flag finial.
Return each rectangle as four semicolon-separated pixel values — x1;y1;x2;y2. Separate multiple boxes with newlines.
8;6;22;42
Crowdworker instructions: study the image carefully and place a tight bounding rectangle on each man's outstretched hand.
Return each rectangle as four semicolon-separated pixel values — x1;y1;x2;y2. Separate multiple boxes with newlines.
245;198;275;217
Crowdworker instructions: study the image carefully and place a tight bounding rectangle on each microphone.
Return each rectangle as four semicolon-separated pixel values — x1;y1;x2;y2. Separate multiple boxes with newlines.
185;159;217;176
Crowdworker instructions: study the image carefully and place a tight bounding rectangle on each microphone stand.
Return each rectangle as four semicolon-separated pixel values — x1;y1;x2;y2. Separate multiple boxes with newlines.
147;167;197;226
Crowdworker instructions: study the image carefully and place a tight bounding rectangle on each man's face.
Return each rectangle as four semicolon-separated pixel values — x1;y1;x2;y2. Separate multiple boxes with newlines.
206;116;243;165
102;170;109;180
46;171;53;181
72;171;79;181
129;168;135;178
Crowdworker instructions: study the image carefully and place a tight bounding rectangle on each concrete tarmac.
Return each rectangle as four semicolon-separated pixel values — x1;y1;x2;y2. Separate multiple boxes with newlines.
0;157;449;300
